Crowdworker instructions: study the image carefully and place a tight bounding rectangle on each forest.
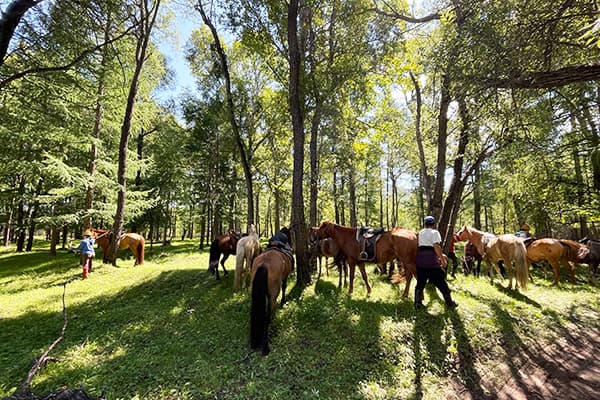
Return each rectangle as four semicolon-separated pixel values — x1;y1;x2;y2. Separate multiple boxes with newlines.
1;1;599;282
2;0;600;284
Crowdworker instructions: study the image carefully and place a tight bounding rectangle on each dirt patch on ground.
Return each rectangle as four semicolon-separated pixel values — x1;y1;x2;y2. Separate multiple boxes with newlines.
454;323;600;399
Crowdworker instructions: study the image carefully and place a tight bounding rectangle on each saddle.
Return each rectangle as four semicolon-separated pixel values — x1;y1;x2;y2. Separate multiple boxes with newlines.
266;241;295;268
357;227;385;262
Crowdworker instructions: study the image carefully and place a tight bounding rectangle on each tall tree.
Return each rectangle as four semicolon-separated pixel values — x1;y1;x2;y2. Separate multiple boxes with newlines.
105;0;161;265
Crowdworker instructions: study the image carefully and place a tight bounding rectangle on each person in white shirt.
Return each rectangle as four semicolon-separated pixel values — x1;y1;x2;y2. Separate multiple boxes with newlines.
414;216;458;310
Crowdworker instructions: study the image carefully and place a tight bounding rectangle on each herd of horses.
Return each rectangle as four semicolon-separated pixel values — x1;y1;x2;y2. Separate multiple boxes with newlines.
85;222;599;355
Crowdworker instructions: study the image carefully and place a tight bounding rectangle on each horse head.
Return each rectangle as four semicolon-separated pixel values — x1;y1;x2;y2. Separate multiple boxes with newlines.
456;226;470;241
315;221;335;239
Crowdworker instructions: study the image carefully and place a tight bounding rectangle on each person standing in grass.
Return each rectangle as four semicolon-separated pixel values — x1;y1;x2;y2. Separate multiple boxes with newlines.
72;229;96;279
414;216;458;310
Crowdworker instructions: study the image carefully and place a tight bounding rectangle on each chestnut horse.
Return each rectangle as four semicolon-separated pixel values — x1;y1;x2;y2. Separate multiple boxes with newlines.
90;228;145;266
234;224;260;291
526;238;590;285
313;221;417;296
309;227;348;288
456;226;528;290
208;228;240;280
249;248;293;355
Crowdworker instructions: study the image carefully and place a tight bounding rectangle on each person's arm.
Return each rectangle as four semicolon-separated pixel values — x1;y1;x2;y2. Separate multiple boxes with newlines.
433;242;447;268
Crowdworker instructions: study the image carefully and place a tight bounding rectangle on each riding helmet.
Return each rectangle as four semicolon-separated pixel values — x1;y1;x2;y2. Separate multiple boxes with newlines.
424;216;436;225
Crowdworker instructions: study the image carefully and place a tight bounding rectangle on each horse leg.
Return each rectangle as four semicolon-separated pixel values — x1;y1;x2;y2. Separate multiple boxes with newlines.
220;254;229;277
566;261;577;284
280;279;287;306
348;262;356;295
357;262;371;295
550;261;560;285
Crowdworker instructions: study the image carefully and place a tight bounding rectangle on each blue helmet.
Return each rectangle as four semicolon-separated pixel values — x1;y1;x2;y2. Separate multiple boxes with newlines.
424;216;436;225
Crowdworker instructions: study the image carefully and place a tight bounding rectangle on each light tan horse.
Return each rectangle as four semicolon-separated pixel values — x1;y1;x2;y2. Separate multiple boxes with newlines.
249;248;293;355
313;221;417;296
91;228;145;266
456;226;528;290
526;238;590;285
234;224;261;291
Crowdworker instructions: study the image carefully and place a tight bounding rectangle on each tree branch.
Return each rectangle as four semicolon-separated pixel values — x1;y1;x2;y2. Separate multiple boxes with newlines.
0;0;45;66
0;24;136;90
480;64;600;89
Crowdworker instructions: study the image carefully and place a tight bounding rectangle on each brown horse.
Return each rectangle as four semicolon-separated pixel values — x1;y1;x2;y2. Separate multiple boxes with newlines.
208;228;240;280
249;248;293;355
526;238;590;285
313;221;417;296
309;227;348;288
90;228;145;266
456;226;528;290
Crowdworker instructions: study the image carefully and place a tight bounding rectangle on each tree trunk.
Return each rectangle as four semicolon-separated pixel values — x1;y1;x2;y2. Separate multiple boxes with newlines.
473;165;481;229
432;74;451;219
410;72;432;213
0;0;42;67
349;168;357;227
105;0;161;265
197;3;254;226
287;0;310;286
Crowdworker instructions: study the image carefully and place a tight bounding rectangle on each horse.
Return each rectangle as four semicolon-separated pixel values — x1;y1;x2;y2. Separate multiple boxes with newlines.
309;227;348;288
249;248;293;355
579;237;600;281
456;226;528;290
208;228;240;280
462;240;483;276
90;228;145;266
234;224;260;291
313;221;417;297
525;238;590;285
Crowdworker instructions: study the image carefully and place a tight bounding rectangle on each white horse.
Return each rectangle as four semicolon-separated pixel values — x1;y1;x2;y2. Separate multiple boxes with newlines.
234;224;260;291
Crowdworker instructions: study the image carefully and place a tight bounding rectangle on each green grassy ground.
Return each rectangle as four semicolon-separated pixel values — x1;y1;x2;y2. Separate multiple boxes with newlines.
1;239;598;399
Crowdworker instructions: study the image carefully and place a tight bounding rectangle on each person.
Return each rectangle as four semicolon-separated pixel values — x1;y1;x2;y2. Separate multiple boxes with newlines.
414;216;458;310
446;233;459;277
72;229;96;279
514;223;531;239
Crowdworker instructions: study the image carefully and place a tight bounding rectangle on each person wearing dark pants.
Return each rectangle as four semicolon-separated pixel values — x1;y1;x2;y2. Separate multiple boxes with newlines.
415;216;458;310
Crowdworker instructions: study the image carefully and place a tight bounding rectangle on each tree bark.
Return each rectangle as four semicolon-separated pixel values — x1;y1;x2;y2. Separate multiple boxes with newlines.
287;0;310;286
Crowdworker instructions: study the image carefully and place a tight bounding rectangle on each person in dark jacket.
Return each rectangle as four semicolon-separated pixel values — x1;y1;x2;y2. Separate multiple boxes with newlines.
414;216;458;310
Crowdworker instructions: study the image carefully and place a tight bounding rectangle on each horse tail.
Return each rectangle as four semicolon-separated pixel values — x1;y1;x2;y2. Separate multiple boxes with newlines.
514;241;529;290
234;244;245;291
250;266;270;353
137;238;145;265
209;238;220;269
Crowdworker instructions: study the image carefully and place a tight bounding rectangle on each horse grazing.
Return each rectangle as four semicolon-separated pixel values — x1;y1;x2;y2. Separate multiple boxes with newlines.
526;238;590;285
456;226;528;290
234;224;260;291
249;248;293;355
309;227;348;288
313;221;417;296
208;228;240;280
90;228;145;266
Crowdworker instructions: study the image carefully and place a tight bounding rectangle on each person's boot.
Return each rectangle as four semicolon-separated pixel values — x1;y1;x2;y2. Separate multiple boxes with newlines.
82;265;89;279
442;290;458;309
414;289;425;311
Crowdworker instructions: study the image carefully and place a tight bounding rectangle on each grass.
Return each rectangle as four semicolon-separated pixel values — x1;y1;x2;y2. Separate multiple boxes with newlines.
1;239;599;399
